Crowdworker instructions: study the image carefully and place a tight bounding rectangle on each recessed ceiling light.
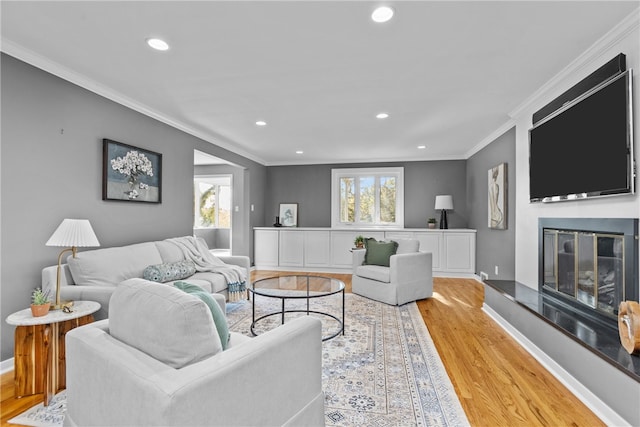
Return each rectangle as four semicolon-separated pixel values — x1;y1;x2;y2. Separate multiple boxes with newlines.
255;120;267;126
371;6;394;23
376;112;389;119
296;151;304;155
417;145;426;149
146;38;169;51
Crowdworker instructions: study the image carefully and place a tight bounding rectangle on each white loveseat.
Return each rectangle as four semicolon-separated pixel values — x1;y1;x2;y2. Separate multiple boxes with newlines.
352;239;433;305
42;237;250;320
64;279;325;426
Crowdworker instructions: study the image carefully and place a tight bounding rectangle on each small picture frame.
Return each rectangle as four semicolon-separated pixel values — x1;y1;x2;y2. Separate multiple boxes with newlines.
279;203;298;227
103;139;162;203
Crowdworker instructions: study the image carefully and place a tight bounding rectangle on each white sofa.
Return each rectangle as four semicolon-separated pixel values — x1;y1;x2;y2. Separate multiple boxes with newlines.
42;237;250;320
352;239;433;305
64;279;325;426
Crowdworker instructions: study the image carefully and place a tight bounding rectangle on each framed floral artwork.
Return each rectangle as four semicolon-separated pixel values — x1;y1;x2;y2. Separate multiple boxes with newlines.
102;139;162;203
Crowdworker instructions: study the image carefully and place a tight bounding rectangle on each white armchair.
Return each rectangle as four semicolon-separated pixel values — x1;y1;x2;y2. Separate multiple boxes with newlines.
64;279;325;426
352;239;433;305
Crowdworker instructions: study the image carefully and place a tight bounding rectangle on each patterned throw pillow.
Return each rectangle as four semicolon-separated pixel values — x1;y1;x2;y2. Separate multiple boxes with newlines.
143;260;196;283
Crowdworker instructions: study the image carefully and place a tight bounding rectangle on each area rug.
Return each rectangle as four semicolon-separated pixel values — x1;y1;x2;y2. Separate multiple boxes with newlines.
9;294;468;427
227;293;470;426
8;390;66;427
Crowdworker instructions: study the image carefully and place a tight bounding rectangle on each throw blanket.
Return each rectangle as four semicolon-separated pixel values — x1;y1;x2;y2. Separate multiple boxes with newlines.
167;236;247;301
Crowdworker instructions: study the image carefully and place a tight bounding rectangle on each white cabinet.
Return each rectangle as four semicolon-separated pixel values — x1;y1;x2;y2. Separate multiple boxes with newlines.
254;229;279;267
253;228;475;276
304;231;331;267
414;232;442;271
279;230;304;267
442;232;476;273
330;231;385;267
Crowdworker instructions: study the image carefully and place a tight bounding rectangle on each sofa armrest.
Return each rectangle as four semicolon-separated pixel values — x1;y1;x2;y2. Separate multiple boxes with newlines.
217;255;250;279
42;264;75;301
65;316;323;427
352;249;366;271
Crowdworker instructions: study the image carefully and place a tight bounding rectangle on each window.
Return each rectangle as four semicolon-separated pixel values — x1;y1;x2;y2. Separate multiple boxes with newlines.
194;176;231;228
331;167;404;228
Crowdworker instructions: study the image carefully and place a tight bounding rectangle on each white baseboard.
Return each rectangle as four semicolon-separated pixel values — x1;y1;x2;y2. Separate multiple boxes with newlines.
1;357;14;374
482;304;630;427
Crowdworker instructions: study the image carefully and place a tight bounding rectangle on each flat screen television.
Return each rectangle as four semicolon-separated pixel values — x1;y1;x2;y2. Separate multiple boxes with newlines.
529;69;635;203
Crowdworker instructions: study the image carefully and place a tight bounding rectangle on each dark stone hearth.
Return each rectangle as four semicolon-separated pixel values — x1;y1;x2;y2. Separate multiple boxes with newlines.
485;279;640;381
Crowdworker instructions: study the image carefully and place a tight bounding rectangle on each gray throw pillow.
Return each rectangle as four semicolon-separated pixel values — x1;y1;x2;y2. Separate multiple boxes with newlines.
174;281;230;350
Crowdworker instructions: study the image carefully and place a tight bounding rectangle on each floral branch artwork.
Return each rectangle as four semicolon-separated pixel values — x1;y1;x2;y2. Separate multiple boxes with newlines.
103;139;162;203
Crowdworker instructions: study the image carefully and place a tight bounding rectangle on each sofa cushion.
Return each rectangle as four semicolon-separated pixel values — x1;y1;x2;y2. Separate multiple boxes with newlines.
395;239;420;254
188;272;229;293
364;238;398;267
356;265;391;283
143;260;196;283
174;281;229;350
110;278;222;368
67;242;163;287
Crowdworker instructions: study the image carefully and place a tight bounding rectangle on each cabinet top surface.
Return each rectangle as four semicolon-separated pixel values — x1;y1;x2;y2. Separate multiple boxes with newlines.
6;301;101;326
254;227;476;232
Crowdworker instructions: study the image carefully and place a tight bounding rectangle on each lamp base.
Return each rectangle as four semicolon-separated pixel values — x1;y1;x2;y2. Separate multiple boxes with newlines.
52;301;74;310
439;210;449;229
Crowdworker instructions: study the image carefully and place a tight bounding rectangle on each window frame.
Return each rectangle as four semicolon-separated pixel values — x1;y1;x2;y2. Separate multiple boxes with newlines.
331;167;404;229
193;175;232;229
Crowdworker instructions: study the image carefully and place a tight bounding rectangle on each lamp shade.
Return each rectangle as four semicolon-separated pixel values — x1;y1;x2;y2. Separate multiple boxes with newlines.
434;195;454;210
46;219;100;247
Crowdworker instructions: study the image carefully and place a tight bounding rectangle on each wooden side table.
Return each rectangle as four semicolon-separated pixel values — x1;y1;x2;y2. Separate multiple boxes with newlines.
6;301;100;406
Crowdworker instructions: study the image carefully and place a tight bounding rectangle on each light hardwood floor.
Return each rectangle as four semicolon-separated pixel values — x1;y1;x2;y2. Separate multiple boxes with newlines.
1;273;604;427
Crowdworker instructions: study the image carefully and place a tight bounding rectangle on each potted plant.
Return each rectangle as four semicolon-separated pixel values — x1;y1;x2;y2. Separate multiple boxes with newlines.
354;235;365;249
30;288;51;317
427;218;437;229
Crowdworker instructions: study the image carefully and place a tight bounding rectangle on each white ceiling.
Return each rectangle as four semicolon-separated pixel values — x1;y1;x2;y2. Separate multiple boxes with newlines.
2;1;638;166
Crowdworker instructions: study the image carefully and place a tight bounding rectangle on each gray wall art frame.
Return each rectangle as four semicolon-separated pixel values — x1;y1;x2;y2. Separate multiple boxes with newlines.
279;203;298;227
102;139;162;203
488;162;507;229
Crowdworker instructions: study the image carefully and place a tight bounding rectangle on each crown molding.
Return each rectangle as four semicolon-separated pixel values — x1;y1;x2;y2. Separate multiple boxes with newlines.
0;38;267;166
509;7;640;119
464;119;516;160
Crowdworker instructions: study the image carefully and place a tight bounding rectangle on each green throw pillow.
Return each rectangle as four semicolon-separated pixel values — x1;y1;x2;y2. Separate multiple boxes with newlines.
173;281;230;350
363;238;398;267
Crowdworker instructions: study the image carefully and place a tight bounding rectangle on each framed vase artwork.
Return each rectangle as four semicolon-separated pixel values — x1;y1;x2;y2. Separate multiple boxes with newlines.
102;139;162;203
279;203;298;227
488;163;507;229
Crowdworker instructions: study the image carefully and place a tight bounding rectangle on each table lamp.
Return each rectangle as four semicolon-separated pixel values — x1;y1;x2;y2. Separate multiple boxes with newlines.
46;219;100;309
434;195;453;229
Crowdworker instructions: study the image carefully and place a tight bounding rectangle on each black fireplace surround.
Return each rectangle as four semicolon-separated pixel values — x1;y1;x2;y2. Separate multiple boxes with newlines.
538;218;639;331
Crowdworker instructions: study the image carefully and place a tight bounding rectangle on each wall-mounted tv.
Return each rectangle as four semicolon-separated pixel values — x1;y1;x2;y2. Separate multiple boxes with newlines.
529;69;635;203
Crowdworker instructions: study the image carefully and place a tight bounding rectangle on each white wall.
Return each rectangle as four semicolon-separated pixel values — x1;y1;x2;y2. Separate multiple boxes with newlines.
512;10;640;289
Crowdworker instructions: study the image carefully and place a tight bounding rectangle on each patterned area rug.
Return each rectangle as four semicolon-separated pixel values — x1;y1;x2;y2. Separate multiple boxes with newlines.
227;293;470;426
8;390;66;427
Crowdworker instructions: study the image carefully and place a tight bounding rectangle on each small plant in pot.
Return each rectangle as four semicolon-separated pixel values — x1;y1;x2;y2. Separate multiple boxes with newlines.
30;288;51;317
354;235;365;249
428;218;437;229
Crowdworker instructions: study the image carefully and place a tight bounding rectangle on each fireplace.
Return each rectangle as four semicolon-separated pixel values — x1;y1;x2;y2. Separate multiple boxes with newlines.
538;218;639;330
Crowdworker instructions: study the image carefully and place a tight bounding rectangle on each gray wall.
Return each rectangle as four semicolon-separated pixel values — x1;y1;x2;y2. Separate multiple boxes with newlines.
466;127;516;279
0;54;266;361
265;160;468;229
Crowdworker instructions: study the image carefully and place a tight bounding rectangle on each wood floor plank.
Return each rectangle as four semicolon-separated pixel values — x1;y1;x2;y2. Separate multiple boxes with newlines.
0;272;605;427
